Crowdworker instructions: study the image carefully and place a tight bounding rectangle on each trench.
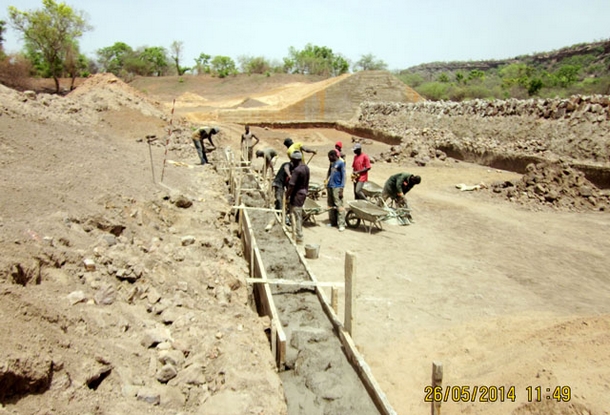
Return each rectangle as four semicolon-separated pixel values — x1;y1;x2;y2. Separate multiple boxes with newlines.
251;122;610;189
232;170;392;415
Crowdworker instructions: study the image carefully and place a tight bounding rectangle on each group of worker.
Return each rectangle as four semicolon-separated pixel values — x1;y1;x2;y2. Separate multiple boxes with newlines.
191;124;421;244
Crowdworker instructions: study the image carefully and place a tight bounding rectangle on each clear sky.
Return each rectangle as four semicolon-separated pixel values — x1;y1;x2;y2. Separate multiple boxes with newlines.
3;0;610;71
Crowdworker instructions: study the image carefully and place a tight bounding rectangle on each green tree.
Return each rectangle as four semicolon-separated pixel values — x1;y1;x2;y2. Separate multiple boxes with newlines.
553;64;580;87
210;55;236;78
139;46;169;76
194;52;211;75
353;53;388;71
437;73;450;83
455;71;465;84
467;69;485;83
286;44;349;76
64;40;87;89
238;55;271;74
169;40;188;75
8;0;91;92
97;42;133;75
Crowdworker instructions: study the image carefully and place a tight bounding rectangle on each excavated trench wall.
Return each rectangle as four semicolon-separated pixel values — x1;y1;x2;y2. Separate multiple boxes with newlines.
354;96;610;188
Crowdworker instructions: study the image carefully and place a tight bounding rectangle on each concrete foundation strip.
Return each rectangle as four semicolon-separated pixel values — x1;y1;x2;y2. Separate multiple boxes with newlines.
246;278;344;288
226;148;396;414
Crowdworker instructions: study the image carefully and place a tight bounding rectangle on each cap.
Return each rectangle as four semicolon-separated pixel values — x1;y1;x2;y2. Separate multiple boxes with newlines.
335;141;343;148
353;143;362;151
290;151;303;160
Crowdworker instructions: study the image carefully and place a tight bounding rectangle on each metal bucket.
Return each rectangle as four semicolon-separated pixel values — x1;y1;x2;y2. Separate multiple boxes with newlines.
304;244;320;259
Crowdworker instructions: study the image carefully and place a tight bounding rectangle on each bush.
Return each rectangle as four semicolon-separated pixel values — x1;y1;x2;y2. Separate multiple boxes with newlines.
0;54;33;90
415;82;450;101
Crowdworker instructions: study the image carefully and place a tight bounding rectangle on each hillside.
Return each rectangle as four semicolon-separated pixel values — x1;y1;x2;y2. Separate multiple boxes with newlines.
398;39;610;100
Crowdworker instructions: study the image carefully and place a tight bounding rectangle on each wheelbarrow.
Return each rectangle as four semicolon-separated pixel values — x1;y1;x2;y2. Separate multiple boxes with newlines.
302;197;329;224
308;182;326;200
345;199;412;233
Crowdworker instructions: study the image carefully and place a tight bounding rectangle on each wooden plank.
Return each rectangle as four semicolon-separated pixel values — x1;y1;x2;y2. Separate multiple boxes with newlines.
344;251;356;336
282;227;397;415
246;278;344;287
231;206;282;213
432;362;443;415
331;286;339;314
245;210;286;370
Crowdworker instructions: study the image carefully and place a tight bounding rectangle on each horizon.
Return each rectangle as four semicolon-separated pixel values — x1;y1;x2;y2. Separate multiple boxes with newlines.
3;0;610;71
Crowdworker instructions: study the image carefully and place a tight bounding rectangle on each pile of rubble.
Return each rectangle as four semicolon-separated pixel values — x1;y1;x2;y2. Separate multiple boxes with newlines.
490;161;610;211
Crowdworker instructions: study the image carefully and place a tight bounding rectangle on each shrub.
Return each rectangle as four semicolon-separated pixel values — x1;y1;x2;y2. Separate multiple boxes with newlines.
416;82;450;101
0;54;33;90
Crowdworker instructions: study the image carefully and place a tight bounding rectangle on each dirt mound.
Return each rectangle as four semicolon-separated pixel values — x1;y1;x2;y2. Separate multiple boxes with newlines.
176;91;208;103
234;97;267;108
68;73;166;118
488;161;610;211
0;75;286;414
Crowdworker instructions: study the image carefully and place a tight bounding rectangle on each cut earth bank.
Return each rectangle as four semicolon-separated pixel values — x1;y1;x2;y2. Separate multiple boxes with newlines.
1;73;609;415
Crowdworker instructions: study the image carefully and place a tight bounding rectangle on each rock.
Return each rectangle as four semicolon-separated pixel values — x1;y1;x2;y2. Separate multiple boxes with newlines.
23;90;37;100
136;388;160;405
83;258;96;272
158;350;185;367
94;284;116;305
181;236;196;246
173;195;192;209
579;185;593;197
67;290;87;305
176;363;206;386
155;364;177;383
141;328;172;348
0;354;53;400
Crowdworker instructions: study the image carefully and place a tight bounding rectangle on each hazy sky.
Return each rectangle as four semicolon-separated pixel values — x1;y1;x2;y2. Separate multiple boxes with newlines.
3;0;610;71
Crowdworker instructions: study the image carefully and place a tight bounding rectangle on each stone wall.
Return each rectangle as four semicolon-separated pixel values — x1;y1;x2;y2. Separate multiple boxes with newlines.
354;95;610;188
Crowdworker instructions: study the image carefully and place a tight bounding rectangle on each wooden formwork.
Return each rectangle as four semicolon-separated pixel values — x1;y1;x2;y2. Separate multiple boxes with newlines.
239;208;286;369
227;147;395;415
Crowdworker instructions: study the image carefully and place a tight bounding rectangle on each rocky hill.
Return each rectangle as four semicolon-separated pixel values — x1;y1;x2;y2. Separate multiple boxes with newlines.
400;39;610;78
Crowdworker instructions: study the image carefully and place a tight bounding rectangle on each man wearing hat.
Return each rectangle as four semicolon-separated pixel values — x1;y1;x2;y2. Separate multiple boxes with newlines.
334;141;346;161
285;151;310;244
351;143;371;200
326;150;347;231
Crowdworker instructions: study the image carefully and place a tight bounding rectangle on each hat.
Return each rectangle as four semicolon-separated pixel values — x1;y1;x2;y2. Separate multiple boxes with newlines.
353;143;362;151
335;141;343;148
283;138;293;147
290;151;303;160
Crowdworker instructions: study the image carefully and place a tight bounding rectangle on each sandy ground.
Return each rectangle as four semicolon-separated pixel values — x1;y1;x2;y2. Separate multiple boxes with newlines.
1;73;608;415
241;124;610;415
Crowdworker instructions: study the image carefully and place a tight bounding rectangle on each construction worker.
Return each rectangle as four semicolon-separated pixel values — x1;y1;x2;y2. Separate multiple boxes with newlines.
381;172;421;209
351;143;371;200
256;148;278;176
283;137;317;160
192;126;219;165
285;151;310;244
326;150;347;231
241;125;260;163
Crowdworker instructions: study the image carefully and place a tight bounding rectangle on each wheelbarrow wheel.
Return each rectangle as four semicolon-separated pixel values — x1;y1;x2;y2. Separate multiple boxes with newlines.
345;210;361;229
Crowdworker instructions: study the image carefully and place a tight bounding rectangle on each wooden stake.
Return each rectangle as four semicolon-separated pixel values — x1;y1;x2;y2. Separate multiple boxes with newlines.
344;251;356;336
331;286;339;314
431;361;443;415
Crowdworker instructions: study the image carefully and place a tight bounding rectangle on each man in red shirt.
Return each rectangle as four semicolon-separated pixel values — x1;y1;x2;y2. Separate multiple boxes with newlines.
351;143;371;200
